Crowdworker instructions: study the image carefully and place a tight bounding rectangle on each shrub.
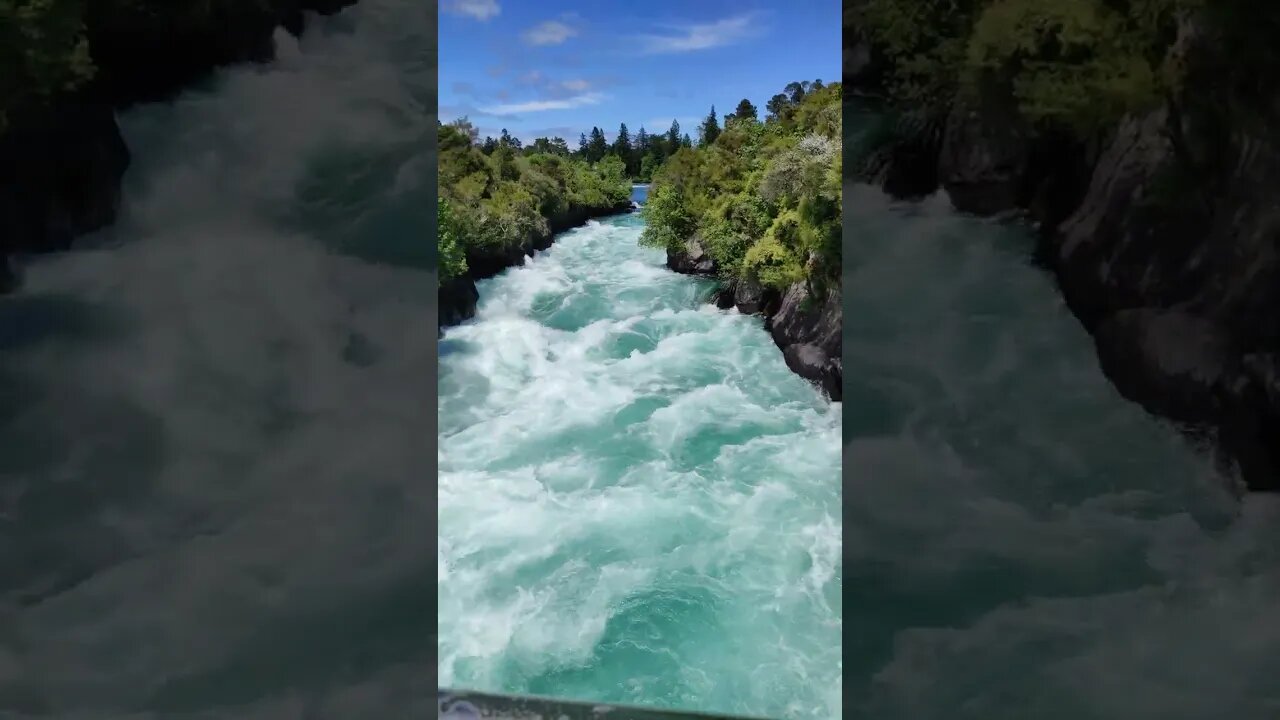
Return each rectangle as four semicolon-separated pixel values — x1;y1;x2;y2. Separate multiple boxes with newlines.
642;80;843;289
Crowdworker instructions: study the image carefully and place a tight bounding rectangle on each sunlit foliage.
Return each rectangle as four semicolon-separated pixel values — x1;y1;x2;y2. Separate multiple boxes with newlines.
641;81;842;292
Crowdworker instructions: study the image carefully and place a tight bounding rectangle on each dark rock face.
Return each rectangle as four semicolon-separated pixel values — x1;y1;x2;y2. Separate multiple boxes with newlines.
662;246;842;400
1094;309;1236;423
854;11;1280;489
0;0;360;293
937;99;1030;215
732;276;779;316
767;283;843;400
0;101;130;260
1093;309;1280;491
782;343;842;400
665;235;717;275
438;276;480;330
84;0;359;107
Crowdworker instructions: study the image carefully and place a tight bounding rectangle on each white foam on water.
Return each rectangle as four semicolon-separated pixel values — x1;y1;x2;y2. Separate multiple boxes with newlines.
439;216;841;718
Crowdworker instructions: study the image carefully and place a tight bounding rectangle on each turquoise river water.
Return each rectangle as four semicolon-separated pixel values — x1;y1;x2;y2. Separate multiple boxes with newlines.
437;191;844;719
1;0;1278;716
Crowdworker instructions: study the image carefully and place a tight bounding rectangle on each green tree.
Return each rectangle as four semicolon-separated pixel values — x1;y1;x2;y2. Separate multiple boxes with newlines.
665;119;681;155
586;126;609;163
766;93;791;121
612;122;635;176
641;80;844;291
732;98;758;122
698;105;721;146
438;197;468;280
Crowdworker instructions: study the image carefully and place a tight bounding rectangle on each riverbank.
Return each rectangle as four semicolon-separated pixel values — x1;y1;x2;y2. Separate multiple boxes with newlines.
663;239;842;401
847;8;1280;491
0;0;359;293
438;212;841;718
437;199;635;330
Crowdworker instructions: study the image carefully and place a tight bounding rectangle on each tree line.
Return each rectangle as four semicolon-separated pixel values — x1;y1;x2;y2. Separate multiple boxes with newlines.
437;118;631;281
640;79;842;295
468;81;825;183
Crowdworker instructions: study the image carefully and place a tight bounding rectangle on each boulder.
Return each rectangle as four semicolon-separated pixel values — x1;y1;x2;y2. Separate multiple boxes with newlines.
0;101;130;264
665;235;717;275
782;343;842;400
767;283;843;400
1093;308;1235;423
733;276;779;315
438;276;480;330
937;99;1030;215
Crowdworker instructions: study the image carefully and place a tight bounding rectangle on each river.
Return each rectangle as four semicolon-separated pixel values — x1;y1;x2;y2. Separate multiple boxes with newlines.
437;185;844;718
1;2;437;716
2;0;1279;715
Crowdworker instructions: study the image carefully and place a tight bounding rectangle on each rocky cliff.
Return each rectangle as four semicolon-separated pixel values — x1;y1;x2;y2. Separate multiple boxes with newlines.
0;0;358;292
668;238;843;401
850;11;1280;490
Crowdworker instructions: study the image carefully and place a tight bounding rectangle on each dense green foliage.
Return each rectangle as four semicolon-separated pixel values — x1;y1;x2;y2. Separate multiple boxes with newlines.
854;0;1201;133
640;81;842;294
437;118;630;280
474;102;761;184
437;197;468;280
0;0;307;130
0;0;94;130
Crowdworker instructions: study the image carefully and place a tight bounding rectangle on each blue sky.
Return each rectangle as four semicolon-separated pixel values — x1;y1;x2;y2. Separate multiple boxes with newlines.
438;0;840;145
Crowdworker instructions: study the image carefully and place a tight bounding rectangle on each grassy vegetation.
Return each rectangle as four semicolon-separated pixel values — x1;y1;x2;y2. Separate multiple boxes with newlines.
640;81;842;295
437;118;631;280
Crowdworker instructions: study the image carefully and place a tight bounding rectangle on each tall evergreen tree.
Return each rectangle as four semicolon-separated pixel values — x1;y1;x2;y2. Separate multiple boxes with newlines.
481;136;498;155
587;126;609;162
613;122;634;176
732;98;758;122
578;132;588;157
636;126;649;154
665;119;681;156
698;105;720;146
681;133;692;148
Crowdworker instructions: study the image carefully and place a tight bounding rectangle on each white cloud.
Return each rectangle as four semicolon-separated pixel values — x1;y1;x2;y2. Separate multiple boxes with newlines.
639;14;761;54
561;79;591;92
522;20;578;46
442;0;500;21
480;92;605;115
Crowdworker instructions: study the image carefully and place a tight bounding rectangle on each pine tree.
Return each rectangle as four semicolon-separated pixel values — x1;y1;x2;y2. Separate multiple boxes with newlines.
733;98;758;122
665;119;681;155
481;136;498;155
587;126;609;163
613;122;634;176
578;132;588;157
681;133;692;148
698;105;720;146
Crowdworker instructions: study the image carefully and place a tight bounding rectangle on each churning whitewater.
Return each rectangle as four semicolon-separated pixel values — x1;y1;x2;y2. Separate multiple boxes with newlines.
2;1;436;716
437;208;843;718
